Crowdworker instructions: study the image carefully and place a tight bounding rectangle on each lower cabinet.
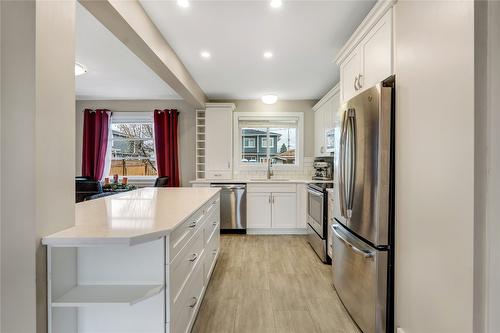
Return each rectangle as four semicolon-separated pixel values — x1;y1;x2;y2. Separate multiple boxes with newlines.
247;191;297;229
272;193;297;228
46;195;220;333
247;192;273;228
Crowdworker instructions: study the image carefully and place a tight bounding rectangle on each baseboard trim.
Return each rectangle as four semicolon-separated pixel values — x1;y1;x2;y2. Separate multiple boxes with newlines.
247;228;307;235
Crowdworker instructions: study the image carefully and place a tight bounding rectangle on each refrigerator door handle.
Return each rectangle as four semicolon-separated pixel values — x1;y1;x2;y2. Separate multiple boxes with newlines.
339;110;348;219
346;109;357;217
332;225;373;260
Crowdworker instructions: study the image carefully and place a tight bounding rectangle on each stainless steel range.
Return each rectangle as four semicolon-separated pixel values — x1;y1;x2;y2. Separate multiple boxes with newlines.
306;157;333;264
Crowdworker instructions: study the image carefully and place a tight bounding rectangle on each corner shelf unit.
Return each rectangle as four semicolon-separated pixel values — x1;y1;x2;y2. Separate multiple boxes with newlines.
196;109;206;179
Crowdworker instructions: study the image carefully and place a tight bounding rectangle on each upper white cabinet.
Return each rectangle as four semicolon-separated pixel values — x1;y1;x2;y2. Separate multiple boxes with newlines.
313;84;340;157
205;103;235;179
340;48;362;103
336;2;395;103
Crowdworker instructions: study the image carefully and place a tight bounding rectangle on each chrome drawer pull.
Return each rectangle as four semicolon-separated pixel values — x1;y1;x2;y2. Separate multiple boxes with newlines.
189;253;198;262
212;221;217;226
188;297;198;308
188;222;197;228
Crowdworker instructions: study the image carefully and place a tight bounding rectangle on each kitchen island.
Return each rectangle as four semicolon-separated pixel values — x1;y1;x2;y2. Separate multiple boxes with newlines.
43;187;221;333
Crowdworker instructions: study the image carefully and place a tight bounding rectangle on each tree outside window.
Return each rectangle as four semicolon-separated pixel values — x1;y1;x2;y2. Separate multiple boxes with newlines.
110;122;157;176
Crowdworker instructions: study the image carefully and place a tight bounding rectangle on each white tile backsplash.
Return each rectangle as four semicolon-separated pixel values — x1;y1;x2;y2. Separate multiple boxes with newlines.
234;156;314;180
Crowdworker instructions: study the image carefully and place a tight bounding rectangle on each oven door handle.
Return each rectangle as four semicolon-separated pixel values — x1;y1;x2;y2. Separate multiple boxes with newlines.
332;225;373;260
307;188;324;198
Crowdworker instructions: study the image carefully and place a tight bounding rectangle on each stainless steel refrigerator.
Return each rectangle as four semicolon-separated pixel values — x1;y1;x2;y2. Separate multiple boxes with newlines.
331;76;395;333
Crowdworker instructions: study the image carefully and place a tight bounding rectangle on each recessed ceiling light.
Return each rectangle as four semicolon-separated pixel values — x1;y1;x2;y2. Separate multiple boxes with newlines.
270;0;282;8
200;51;211;59
177;0;189;8
263;51;273;59
262;94;278;104
75;62;87;76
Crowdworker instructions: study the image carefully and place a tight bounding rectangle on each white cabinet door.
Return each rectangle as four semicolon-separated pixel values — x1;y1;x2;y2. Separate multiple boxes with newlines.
272;193;297;228
361;9;393;91
296;184;308;229
205;107;232;173
340;46;362;103
314;107;324;157
247;192;272;228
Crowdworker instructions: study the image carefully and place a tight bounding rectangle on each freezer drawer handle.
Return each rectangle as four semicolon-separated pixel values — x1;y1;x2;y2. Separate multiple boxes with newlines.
332;226;374;260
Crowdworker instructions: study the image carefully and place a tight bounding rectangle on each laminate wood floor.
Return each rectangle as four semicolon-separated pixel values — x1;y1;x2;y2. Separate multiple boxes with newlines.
192;235;361;333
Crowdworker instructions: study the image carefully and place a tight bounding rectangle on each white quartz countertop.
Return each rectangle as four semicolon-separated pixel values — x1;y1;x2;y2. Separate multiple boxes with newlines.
42;187;220;247
190;179;333;184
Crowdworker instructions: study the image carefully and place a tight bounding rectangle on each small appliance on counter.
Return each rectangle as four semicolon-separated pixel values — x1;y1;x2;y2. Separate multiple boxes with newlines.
306;156;334;263
312;157;333;180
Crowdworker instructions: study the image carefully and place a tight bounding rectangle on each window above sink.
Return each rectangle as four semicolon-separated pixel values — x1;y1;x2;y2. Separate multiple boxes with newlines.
234;112;304;171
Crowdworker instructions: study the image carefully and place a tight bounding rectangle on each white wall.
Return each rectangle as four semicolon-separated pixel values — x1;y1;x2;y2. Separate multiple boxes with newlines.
75;100;196;186
394;1;475;332
0;1;76;332
474;1;488;332
484;2;500;331
1;2;37;331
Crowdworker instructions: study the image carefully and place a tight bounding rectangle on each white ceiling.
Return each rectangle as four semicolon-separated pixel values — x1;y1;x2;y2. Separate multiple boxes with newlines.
75;3;180;100
139;0;376;100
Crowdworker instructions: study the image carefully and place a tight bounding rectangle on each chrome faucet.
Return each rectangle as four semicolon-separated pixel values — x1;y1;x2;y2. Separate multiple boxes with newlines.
267;158;274;179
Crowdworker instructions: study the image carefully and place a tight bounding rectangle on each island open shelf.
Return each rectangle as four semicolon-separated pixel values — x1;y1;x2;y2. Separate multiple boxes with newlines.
51;284;164;307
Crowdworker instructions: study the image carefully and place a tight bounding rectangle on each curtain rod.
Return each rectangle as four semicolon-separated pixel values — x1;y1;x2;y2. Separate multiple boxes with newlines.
82;109;180;115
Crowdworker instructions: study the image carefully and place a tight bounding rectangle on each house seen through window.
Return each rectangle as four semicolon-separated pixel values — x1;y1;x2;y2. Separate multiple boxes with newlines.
239;117;298;166
110;119;157;177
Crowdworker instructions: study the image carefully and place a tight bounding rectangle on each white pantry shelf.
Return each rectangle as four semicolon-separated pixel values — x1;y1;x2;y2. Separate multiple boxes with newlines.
52;284;163;307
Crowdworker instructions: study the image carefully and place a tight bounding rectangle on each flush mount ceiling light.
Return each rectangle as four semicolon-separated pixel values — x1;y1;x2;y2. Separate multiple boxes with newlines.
263;51;273;59
75;62;87;76
261;94;278;104
200;51;211;59
177;0;190;8
270;0;282;8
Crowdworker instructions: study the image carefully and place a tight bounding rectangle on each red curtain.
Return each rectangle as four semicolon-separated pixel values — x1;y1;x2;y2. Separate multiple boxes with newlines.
154;109;180;187
82;109;110;181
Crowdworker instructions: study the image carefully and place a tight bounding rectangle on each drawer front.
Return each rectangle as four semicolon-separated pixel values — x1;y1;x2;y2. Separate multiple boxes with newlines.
204;205;220;244
204;226;220;283
171;260;205;333
206;171;232;180
204;196;219;218
332;224;387;333
170;229;204;305
169;207;205;262
247;183;296;193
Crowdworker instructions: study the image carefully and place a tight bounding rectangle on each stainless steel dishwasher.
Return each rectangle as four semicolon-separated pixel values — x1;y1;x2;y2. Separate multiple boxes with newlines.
210;183;246;234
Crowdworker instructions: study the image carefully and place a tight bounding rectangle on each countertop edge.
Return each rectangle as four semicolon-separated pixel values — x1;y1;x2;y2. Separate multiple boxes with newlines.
42;189;221;247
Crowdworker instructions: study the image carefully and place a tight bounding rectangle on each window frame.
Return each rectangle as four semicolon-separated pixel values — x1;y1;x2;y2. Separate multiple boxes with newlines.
234;112;304;171
109;112;157;180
